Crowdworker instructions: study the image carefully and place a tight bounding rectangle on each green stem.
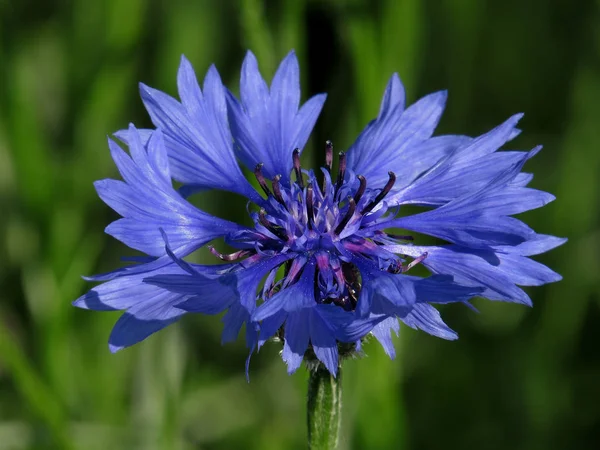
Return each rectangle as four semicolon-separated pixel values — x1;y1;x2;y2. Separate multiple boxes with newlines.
307;364;342;450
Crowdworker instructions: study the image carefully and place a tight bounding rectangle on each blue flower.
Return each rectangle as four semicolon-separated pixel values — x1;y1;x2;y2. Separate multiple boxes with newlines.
74;50;565;377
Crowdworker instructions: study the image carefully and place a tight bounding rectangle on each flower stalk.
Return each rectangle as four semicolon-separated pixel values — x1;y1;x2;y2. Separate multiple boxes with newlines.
307;363;342;450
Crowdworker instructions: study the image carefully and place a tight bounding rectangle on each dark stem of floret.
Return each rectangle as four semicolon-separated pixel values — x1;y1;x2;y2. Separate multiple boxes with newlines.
324;140;333;173
360;171;396;215
259;208;289;241
271;174;286;207
208;246;252;261
334;152;346;200
386;233;414;241
387;251;428;274
334;196;356;235
353;175;367;204
293;148;304;189
317;262;361;311
254;163;272;197
306;183;315;230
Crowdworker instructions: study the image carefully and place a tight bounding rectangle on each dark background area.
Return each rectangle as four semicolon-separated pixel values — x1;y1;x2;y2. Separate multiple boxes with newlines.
0;0;598;449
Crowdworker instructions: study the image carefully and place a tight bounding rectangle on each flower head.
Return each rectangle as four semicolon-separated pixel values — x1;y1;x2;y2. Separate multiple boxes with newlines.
74;50;565;377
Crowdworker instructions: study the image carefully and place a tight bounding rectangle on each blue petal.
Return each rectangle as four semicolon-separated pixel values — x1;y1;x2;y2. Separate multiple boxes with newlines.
217;254;294;343
108;306;184;353
309;310;339;376
73;262;192;352
390;245;536;305
99;126;243;256
221;302;248;344
257;310;286;350
134;58;260;202
282;309;310;374
399;304;457;340
371;317;400;359
497;234;567;256
315;304;386;342
252;260;315;321
145;271;238;315
357;264;418;317
377;73;405;120
415;275;484;304
346;87;447;183
226;50;326;181
385;151;539;247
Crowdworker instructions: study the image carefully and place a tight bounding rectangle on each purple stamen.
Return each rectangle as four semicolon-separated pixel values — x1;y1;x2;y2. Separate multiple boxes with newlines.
353;175;367;204
360;171;396;215
403;252;428;272
306;183;315;230
271;174;286;207
387;233;414;241
292;149;304;189
334;196;356;235
325;140;333;172
259;208;288;241
334;152;346;199
254;163;271;197
209;246;252;261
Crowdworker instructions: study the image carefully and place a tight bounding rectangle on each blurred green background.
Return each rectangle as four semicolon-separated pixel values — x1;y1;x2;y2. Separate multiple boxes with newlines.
0;0;599;449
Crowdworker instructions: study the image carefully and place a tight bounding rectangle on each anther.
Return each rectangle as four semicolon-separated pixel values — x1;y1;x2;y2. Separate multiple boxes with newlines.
254;163;271;197
353;175;367;204
403;252;428;272
334;152;347;199
325;140;333;172
259;208;289;241
334;196;356;235
209;246;251;261
306;183;315;230
271;174;286;207
387;233;414;241
322;140;334;194
360;171;396;215
292;149;304;189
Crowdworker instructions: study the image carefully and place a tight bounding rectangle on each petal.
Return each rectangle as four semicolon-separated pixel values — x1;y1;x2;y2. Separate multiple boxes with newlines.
98;127;243;257
252;259;316;321
227;50;326;181
399;304;457;340
371;317;400;359
383;151;539;247
282;309;310;374
73;262;192;352
137;60;260;201
377;73;405;120
309;309;339;376
146;272;238;315
108;304;184;353
390;245;533;305
346;89;447;182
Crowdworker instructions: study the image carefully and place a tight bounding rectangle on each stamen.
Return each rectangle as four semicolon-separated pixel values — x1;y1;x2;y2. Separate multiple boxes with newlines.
324;140;333;172
322;140;334;194
353;175;367;204
271;174;286;207
334;152;346;199
403;252;428;272
334;196;356;235
360;171;396;215
292;149;304;189
209;246;251;261
306;183;315;230
254;163;271;197
387;233;414;241
258;208;289;241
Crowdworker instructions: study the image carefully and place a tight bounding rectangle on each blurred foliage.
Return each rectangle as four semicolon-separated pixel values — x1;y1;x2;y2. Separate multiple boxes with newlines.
0;0;599;449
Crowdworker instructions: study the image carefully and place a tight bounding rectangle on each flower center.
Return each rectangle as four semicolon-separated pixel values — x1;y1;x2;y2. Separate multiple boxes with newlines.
209;142;426;310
